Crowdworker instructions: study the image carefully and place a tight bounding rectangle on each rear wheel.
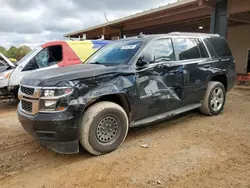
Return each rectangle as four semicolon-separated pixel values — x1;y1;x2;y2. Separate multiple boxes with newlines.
200;81;226;116
79;101;129;155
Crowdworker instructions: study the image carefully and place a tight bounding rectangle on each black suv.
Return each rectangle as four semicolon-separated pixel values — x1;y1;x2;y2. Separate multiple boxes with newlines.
18;32;236;155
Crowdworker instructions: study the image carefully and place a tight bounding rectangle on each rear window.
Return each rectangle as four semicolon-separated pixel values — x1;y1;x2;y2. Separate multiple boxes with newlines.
206;37;232;57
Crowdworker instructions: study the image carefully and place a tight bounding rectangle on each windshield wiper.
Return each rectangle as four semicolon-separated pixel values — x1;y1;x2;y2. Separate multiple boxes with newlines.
89;61;102;64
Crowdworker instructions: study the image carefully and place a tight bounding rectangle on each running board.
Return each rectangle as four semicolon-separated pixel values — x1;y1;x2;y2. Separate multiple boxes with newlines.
131;103;201;127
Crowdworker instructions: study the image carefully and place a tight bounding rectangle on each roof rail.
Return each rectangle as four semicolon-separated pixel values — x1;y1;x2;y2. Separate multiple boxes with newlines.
138;32;145;38
168;32;220;37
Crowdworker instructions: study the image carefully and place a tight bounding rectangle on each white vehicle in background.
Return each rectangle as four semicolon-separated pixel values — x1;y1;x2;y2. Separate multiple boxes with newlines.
0;53;16;98
0;53;15;73
0;40;110;99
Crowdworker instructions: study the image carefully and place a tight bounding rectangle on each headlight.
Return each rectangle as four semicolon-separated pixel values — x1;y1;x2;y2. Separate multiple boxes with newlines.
0;72;10;80
40;100;58;112
39;87;74;112
4;72;11;79
41;87;73;98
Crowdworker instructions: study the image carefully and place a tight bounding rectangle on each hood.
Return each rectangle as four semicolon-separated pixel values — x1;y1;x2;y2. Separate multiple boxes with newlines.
0;53;15;68
0;66;8;73
21;64;130;87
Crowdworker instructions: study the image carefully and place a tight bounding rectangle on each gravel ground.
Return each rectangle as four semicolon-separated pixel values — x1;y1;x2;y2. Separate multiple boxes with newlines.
0;88;250;188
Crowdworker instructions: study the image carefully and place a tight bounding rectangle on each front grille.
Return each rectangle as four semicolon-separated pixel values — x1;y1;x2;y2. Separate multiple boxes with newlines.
21;86;35;96
21;100;33;113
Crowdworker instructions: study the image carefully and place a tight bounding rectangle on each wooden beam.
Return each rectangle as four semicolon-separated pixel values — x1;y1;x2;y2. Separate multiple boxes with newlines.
132;16;210;32
123;8;211;31
229;12;250;24
229;0;250;14
198;0;216;9
125;18;211;35
121;3;200;27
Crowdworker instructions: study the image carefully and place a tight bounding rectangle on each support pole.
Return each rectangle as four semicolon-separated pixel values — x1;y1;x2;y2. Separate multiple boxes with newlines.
210;0;228;38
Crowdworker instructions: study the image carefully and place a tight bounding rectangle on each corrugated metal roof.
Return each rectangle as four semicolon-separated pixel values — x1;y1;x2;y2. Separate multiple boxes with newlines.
64;0;197;37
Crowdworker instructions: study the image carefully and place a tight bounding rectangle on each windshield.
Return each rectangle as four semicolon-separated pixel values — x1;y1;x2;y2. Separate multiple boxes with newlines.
86;40;143;65
17;46;41;65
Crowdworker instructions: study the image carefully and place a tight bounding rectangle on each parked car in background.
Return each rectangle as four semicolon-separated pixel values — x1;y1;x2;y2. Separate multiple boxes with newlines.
0;53;15;73
17;32;236;155
0;40;110;98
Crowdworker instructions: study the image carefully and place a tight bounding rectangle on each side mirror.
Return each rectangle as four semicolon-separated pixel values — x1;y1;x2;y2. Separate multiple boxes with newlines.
137;53;155;67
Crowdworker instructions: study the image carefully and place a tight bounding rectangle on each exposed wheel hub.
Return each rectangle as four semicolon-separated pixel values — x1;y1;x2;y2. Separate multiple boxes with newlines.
96;116;118;143
210;87;224;111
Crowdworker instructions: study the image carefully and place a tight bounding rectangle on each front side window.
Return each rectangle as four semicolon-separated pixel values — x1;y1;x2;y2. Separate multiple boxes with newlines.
35;48;49;68
173;38;201;60
86;40;143;65
143;38;175;63
34;45;62;68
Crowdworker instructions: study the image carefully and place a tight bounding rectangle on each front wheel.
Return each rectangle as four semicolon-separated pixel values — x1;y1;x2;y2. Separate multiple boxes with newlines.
79;101;129;155
200;81;226;116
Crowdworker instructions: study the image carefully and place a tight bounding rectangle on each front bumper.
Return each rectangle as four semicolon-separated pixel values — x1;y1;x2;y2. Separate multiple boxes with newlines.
18;104;80;154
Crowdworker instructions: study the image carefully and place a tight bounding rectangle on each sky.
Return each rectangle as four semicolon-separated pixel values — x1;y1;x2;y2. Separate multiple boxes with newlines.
0;0;177;49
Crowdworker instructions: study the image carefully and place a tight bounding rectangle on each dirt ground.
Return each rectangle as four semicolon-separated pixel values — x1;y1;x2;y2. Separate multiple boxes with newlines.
0;88;250;188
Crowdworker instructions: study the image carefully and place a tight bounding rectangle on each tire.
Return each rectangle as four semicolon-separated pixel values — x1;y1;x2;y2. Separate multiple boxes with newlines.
200;81;226;116
79;101;129;155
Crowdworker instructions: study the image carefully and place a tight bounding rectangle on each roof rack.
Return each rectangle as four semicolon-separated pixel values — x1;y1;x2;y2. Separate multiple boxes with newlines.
168;32;220;37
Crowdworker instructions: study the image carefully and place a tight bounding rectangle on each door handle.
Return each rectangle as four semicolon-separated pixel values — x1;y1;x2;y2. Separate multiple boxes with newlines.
203;64;211;68
160;63;171;69
169;69;179;74
221;58;230;62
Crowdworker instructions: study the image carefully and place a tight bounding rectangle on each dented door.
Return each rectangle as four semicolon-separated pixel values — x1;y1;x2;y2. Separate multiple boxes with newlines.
172;38;211;105
134;38;183;121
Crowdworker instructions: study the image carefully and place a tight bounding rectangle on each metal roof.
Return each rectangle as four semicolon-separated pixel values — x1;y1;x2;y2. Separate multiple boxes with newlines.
64;0;197;37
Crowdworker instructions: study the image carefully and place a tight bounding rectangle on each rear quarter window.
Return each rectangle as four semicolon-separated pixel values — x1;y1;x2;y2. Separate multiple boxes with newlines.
206;37;232;57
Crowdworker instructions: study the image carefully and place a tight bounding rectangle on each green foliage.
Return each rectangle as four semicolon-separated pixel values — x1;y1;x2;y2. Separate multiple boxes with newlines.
0;46;8;57
0;45;32;61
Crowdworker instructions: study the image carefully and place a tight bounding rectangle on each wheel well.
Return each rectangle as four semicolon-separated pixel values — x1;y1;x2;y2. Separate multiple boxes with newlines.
86;94;131;118
211;74;228;91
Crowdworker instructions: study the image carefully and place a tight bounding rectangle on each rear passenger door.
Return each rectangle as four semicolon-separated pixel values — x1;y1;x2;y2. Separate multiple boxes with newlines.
134;38;183;121
172;38;211;105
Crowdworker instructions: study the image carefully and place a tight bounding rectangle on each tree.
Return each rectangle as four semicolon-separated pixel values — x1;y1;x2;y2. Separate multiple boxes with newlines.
0;46;32;61
17;46;31;60
0;46;8;57
8;46;18;59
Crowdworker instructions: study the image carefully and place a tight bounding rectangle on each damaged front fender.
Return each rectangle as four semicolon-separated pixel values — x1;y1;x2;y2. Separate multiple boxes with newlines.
67;73;137;114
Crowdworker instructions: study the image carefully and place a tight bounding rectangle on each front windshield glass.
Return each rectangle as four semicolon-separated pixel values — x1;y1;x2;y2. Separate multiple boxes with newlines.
17;46;41;65
86;40;143;65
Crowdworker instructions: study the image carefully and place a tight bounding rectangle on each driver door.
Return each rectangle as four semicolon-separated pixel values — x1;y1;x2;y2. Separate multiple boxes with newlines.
133;38;184;121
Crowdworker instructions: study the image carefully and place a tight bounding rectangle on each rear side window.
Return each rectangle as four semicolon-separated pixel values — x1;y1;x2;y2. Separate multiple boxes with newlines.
206;37;232;57
197;39;209;58
172;38;200;60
